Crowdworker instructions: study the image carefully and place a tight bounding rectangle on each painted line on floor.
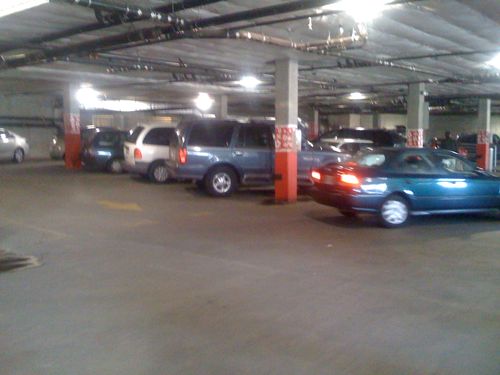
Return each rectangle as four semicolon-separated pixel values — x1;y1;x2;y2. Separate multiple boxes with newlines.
0;217;68;239
98;200;143;212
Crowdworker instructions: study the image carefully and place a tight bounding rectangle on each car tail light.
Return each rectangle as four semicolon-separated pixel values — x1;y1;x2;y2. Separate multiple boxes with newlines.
339;173;360;186
178;147;187;164
311;170;321;181
134;148;142;160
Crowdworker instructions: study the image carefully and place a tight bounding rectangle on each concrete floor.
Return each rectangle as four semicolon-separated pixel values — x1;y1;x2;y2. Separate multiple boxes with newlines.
1;160;499;375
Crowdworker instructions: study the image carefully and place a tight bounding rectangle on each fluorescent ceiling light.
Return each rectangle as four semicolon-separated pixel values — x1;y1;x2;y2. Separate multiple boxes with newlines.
194;92;214;111
486;53;500;70
238;75;261;89
348;92;367;100
323;0;390;23
0;0;49;18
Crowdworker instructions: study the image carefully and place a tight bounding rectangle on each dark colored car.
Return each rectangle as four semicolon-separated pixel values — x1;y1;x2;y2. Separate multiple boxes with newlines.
318;128;406;147
310;148;500;227
81;128;127;173
167;119;351;197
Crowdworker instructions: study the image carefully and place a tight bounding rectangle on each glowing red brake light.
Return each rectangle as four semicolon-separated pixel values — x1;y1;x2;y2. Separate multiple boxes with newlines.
134;148;142;160
178;148;187;164
311;170;321;181
340;174;360;185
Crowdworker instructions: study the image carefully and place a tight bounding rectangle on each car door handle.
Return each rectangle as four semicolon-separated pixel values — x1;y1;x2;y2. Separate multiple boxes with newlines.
233;151;243;156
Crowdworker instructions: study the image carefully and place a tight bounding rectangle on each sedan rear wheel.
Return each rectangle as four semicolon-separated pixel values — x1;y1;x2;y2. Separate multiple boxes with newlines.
379;195;410;228
13;148;24;163
107;159;123;174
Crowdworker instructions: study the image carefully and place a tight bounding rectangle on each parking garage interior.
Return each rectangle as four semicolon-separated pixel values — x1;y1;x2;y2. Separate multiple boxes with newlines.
1;1;499;374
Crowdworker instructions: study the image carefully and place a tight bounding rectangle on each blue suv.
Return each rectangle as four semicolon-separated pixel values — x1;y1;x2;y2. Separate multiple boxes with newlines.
167;119;351;197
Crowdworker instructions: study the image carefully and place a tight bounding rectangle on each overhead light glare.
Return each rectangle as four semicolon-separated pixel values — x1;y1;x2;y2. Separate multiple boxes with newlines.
322;0;390;23
486;53;500;70
238;75;262;89
0;0;49;18
194;92;214;111
348;92;367;100
76;85;101;108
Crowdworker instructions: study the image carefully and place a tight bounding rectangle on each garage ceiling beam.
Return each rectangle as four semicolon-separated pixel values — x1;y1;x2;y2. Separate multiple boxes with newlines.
0;0;222;54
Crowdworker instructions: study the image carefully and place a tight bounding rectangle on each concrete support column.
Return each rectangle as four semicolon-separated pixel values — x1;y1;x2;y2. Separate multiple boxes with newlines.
476;98;491;170
274;58;298;203
305;106;319;140
63;84;81;169
372;113;382;129
406;83;426;147
216;95;228;119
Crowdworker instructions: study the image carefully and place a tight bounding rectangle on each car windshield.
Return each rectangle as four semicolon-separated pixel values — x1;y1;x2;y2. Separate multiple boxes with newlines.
351;151;387;167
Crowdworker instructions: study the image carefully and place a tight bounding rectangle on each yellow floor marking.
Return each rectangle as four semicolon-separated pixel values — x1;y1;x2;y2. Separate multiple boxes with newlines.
98;200;142;212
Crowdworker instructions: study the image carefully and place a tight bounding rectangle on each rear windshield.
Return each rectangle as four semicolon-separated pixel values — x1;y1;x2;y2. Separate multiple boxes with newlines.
143;127;175;146
93;132;124;147
126;126;144;143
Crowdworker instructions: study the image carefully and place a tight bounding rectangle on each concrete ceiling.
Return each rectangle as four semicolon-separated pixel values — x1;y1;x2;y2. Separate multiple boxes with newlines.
0;0;499;116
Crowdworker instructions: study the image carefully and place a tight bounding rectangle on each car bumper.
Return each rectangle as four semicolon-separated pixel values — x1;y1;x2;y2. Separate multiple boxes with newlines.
123;160;150;175
309;185;382;213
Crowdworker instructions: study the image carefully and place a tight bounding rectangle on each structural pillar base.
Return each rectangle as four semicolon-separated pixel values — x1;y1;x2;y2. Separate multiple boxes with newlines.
274;152;297;203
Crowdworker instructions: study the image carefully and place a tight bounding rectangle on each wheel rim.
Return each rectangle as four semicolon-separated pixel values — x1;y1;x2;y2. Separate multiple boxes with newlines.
110;160;122;173
14;149;23;162
154;165;168;182
381;200;408;225
212;172;231;194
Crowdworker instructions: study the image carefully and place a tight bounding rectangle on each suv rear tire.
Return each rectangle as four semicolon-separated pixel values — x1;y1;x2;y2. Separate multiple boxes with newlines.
205;166;237;197
149;161;169;183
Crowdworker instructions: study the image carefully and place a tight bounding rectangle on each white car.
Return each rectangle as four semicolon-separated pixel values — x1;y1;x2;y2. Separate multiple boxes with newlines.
123;123;177;183
316;137;374;156
0;128;29;163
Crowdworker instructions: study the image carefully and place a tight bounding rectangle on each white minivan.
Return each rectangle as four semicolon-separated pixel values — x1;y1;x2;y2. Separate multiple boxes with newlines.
123;123;177;183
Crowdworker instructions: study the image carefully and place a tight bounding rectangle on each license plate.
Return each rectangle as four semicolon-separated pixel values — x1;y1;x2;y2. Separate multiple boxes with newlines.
323;175;335;185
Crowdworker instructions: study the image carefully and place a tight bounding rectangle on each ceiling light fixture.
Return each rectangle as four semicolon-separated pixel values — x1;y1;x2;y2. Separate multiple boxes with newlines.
75;85;101;109
194;92;214;111
238;75;262;89
486;53;500;70
0;0;49;18
323;0;390;23
348;92;367;100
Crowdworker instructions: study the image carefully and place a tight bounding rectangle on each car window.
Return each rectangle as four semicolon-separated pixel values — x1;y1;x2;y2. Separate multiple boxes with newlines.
340;143;359;154
353;153;386;167
188;124;235;147
143;128;174;146
126;126;144;143
395;153;434;173
236;126;273;149
432;153;475;173
94;132;122;147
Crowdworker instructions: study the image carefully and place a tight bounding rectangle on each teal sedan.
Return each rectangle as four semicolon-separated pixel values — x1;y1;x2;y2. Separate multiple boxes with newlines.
310;148;500;227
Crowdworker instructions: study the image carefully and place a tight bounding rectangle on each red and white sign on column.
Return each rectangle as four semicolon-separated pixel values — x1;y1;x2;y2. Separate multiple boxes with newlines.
477;130;491;145
275;124;297;152
64;113;80;135
406;129;423;148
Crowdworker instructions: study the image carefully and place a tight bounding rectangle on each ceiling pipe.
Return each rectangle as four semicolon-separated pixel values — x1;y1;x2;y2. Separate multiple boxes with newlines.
0;0;222;54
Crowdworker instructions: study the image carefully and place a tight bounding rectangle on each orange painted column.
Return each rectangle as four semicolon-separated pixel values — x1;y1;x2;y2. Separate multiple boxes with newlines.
476;99;491;170
63;85;81;169
274;59;298;203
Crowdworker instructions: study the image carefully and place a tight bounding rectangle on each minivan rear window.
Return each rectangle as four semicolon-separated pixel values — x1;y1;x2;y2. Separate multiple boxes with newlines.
127;126;144;143
188;124;235;147
143;127;175;146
